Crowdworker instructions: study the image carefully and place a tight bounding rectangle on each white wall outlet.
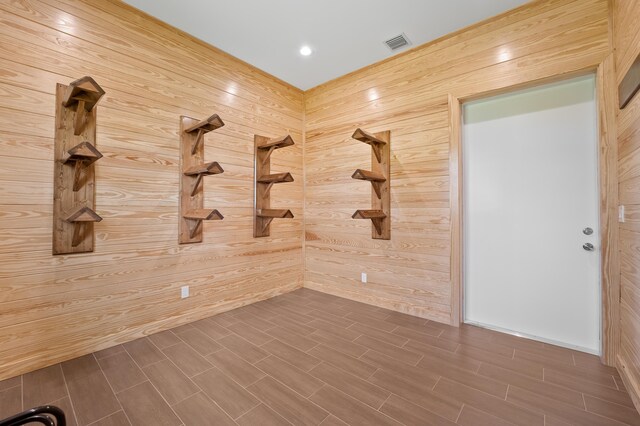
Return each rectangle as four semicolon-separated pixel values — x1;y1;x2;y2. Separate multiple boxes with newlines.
181;285;189;299
361;272;367;283
619;205;625;223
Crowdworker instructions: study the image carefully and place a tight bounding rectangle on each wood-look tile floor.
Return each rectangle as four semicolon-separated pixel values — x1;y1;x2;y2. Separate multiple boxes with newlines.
1;289;638;426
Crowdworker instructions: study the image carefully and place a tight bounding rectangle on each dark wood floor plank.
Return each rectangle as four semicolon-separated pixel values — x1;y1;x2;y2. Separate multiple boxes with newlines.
309;385;401;426
122;337;166;367
161;342;212;377
309;329;368;358
260;339;321;371
345;312;398;332
255;355;324;397
97;351;147;393
190;317;232;341
392;326;456;350
142;359;199;405
116;381;181;426
410;340;482;373
542;363;619;389
173;326;223;356
217;333;269;364
308;319;362;341
247;377;328;426
22;364;68;408
477;363;583;407
306;309;356;327
49;396;78;426
208;311;240;328
226;321;274;346
0;376;21;392
348;322;407;347
379;394;457;426
265;326;319;351
147;330;182;350
309;362;389;409
94;345;126;360
232;310;279;331
456;344;543;379
418;353;507;398
308;344;377;379
456;405;515;426
440;328;515;358
192;366;259;419
434;378;544;426
368;369;461;421
544;368;635;408
236;404;291;426
87;410;130;426
268;315;317;335
172;392;236;426
61;355;121;425
354;335;422;365
0;385;22;420
583;394;640;425
506;385;625;426
206;348;265;387
319;415;349;426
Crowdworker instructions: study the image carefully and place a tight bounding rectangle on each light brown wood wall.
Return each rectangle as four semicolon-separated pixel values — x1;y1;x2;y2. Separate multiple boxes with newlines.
0;0;304;380
613;0;640;409
303;0;611;323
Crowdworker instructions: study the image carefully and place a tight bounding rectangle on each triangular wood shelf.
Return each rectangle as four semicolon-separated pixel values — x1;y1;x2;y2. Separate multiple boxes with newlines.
257;135;295;150
62;141;103;165
352;169;386;199
350;129;391;239
257;172;294;183
352;209;386;235
257;209;294;219
62;76;105;111
65;206;103;223
183;209;223;239
183;162;224;176
179;115;225;244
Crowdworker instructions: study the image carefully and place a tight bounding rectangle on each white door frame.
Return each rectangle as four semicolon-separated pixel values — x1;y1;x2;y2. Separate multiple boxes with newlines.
448;57;619;365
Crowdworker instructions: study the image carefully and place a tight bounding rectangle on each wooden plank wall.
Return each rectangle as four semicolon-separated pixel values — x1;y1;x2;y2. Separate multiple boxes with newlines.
303;0;611;324
613;0;640;409
0;0;304;380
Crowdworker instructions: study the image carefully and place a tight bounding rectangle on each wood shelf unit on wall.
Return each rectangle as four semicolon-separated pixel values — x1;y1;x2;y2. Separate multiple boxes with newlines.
179;114;225;244
254;134;295;237
53;76;105;255
351;128;391;240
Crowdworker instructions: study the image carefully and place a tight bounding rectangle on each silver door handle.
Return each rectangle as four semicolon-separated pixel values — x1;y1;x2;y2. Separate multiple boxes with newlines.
583;243;594;251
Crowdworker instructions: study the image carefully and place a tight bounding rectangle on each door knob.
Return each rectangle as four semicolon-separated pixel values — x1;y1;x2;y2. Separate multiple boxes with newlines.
583;227;593;235
583;243;594;251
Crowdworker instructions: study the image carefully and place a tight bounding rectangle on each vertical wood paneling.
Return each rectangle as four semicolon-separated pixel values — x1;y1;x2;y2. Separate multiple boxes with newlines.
304;0;610;324
0;0;304;380
613;0;640;411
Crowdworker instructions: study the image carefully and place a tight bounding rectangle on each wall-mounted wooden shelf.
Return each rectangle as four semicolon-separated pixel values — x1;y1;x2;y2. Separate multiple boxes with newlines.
351;128;391;239
53;76;105;255
254;134;295;237
179;114;225;244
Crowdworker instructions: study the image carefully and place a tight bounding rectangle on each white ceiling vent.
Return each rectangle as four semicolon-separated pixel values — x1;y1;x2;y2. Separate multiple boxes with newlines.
384;33;411;51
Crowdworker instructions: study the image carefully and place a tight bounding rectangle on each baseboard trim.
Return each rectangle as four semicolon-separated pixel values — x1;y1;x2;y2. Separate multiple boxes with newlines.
617;353;640;414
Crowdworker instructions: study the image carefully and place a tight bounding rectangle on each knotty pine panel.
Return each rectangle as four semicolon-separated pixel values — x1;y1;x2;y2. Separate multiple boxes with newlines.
304;0;610;324
614;0;640;412
0;0;303;380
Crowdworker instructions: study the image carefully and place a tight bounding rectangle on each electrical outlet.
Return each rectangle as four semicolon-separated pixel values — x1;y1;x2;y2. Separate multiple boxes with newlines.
619;205;625;223
361;272;367;283
181;286;189;299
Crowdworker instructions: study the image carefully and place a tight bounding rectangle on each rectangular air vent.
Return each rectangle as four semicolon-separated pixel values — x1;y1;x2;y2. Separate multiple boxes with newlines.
384;33;410;51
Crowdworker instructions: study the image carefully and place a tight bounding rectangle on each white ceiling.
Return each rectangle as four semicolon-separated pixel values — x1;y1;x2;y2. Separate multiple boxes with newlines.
124;0;531;90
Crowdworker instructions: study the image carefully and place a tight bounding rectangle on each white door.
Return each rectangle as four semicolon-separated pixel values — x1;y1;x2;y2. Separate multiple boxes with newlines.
463;75;600;354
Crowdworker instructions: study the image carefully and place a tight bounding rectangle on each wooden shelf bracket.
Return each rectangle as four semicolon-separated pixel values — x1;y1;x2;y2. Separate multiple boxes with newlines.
53;76;105;255
179;115;225;244
351;128;391;240
254;134;295;237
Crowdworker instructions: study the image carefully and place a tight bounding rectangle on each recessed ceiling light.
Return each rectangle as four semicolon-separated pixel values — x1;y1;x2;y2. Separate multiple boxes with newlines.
299;46;312;56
